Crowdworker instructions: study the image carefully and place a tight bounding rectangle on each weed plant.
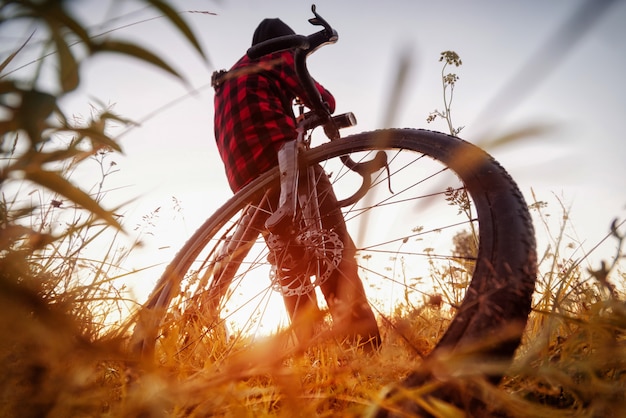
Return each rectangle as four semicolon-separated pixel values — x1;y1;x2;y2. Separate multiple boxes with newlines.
1;2;625;417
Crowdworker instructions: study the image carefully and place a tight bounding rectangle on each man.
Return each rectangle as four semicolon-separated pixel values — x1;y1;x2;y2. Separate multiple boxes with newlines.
213;18;380;349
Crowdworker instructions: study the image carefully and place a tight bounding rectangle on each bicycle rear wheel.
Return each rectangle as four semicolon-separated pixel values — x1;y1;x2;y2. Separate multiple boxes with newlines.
130;128;536;372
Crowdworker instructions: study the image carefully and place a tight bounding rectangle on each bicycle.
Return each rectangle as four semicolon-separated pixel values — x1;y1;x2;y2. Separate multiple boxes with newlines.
130;5;537;386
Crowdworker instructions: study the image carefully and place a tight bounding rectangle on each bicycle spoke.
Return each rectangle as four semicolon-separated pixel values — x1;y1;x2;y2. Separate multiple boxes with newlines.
133;129;535;378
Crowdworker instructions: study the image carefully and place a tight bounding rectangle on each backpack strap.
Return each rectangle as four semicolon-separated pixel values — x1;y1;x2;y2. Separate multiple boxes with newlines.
211;69;228;89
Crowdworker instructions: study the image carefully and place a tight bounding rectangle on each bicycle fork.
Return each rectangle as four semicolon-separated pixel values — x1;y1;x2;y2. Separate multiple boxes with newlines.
264;139;301;234
264;144;324;234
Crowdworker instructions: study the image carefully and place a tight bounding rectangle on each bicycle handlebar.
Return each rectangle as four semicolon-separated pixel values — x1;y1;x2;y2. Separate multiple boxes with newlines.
245;5;338;136
247;6;386;177
246;35;310;60
246;5;338;60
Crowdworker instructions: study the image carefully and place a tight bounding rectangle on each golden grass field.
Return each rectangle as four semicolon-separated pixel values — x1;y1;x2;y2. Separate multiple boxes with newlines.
1;1;625;416
2;239;625;417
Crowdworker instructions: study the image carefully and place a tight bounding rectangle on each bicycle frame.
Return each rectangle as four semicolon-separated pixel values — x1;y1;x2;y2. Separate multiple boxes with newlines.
264;116;323;235
213;2;393;298
210;115;344;302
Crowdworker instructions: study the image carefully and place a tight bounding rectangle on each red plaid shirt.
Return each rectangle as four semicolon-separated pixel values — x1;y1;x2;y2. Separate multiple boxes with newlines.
214;50;335;192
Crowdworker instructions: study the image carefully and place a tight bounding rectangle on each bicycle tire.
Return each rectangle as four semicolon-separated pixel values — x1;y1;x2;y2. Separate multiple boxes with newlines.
130;128;536;376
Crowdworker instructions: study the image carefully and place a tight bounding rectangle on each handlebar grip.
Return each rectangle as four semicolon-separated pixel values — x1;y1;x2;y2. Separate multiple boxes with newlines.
331;112;356;130
322;112;357;140
246;35;309;59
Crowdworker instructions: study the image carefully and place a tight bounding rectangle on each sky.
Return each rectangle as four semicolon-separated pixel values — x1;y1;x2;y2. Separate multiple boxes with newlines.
3;0;626;299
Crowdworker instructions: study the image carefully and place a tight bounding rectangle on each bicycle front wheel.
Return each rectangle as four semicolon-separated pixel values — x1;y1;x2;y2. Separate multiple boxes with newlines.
131;128;536;370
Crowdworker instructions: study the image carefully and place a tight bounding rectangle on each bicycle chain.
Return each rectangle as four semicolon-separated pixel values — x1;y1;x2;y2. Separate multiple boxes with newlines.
267;229;343;297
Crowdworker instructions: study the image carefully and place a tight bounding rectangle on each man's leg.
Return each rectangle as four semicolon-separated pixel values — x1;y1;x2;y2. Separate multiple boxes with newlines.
260;189;323;346
312;165;381;350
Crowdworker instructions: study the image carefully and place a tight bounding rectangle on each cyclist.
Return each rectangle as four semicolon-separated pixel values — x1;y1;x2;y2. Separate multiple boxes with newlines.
212;18;380;350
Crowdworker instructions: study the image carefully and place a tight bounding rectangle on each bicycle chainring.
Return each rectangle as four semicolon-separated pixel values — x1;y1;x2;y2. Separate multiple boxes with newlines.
268;229;343;297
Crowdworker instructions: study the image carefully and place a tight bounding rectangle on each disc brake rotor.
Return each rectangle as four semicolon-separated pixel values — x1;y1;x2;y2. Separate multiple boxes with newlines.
268;229;343;297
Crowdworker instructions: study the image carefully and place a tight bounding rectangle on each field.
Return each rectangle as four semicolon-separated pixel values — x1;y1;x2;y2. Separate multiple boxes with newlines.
1;201;625;417
1;1;625;416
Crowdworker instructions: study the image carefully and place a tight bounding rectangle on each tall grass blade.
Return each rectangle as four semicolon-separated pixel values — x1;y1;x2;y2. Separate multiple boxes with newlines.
145;0;208;63
92;39;183;80
0;31;35;74
22;169;122;230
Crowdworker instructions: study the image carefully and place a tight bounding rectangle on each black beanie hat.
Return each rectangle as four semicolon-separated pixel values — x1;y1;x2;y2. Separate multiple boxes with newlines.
252;18;295;46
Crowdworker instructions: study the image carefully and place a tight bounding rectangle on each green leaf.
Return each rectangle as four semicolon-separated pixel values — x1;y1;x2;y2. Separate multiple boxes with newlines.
17;89;58;144
73;127;123;153
99;110;135;126
13;147;83;168
92;39;182;80
51;3;92;46
0;80;17;93
145;0;208;62
23;168;122;231
51;28;79;92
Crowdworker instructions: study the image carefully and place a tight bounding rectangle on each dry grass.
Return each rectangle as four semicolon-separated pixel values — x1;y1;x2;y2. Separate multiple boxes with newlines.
1;224;624;417
2;2;625;416
1;114;624;415
3;101;623;415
